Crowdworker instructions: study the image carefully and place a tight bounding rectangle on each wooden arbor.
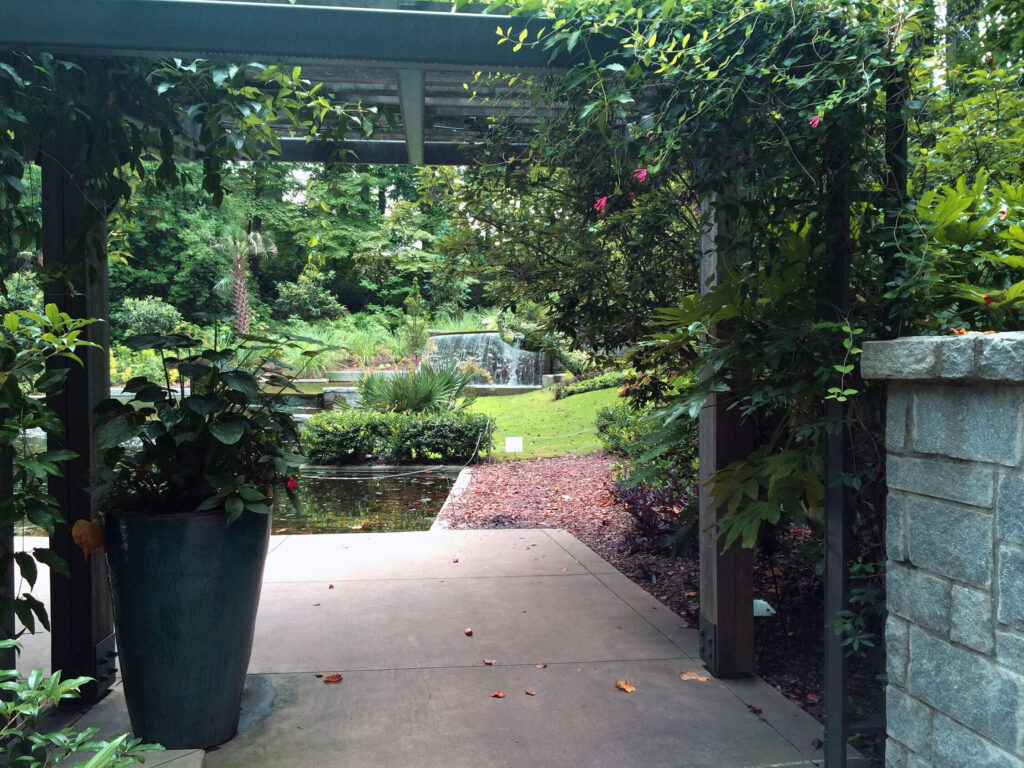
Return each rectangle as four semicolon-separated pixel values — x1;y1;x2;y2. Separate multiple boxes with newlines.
0;2;883;762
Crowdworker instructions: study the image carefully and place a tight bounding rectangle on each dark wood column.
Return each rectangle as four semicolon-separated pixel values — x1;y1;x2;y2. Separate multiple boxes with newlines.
697;197;755;677
41;121;115;700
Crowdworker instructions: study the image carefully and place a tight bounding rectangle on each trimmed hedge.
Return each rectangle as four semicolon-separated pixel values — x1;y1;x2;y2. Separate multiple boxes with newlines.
303;410;490;465
553;369;628;400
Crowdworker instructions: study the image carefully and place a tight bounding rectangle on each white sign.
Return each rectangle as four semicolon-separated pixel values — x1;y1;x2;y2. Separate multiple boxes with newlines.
504;436;524;453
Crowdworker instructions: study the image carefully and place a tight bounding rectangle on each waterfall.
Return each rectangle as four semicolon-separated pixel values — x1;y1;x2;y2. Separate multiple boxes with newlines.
426;331;551;387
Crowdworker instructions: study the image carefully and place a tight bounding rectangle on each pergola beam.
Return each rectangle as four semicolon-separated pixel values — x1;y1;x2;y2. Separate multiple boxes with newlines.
397;70;426;165
0;0;565;72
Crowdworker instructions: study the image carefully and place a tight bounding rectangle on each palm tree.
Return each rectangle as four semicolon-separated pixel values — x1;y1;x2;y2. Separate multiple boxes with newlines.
215;223;277;334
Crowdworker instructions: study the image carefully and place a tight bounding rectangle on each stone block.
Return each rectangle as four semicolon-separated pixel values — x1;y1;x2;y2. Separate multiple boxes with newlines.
908;627;1024;751
930;712;1024;768
887;384;910;451
887;687;932;754
888;492;909;562
912;385;1024;467
979;334;1024;381
862;337;945;380
951;585;995;654
887;454;995;508
886;738;908;768
998;473;1024;547
887;615;910;688
907;756;931;768
996;629;1024;673
888;562;951;635
940;334;979;378
907;497;993;587
998;545;1024;630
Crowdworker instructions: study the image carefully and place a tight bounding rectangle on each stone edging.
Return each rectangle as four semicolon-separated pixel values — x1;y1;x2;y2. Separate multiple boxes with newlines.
861;332;1024;382
430;466;473;531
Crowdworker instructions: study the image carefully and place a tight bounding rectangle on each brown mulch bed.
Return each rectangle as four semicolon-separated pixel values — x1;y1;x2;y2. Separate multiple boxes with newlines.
438;452;883;765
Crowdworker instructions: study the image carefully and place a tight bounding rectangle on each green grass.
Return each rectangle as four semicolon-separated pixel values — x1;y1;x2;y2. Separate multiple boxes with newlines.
467;386;620;459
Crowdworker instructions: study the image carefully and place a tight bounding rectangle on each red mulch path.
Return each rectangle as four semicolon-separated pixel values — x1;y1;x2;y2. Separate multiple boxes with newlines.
439;453;883;766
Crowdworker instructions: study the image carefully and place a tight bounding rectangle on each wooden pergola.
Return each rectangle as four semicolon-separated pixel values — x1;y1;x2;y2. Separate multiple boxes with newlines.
2;1;860;762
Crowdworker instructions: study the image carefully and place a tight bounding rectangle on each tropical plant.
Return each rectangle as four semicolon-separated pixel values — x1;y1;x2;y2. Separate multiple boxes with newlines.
357;362;477;414
1;640;163;767
273;270;345;321
92;331;333;522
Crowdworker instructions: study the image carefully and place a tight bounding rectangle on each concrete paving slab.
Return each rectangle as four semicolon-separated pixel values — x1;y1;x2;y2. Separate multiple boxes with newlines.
205;661;820;768
19;529;850;767
593;568;701;658
250;573;683;673
262;529;586;582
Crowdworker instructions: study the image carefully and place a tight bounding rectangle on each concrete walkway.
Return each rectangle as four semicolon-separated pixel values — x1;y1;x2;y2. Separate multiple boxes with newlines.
22;529;854;767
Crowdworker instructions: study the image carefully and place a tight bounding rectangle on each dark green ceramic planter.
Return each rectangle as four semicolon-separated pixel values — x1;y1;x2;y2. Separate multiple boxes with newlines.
102;508;271;749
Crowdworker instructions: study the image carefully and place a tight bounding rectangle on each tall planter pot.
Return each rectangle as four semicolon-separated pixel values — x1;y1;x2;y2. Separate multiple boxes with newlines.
102;508;271;749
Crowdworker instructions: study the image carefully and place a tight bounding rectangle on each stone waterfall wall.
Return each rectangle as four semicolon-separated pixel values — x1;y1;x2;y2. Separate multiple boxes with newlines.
862;333;1024;768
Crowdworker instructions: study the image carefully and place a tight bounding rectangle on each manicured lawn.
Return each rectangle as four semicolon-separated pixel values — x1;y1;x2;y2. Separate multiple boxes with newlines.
466;386;620;459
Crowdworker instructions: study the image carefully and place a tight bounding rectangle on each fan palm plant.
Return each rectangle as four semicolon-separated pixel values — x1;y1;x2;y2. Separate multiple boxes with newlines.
214;224;277;334
357;362;477;414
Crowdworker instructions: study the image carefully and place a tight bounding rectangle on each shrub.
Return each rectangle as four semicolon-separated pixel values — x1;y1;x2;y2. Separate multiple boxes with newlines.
304;410;403;464
358;363;477;414
596;402;699;557
303;409;489;465
391;412;491;463
554;369;628;400
273;271;346;321
111;296;183;339
109;345;179;388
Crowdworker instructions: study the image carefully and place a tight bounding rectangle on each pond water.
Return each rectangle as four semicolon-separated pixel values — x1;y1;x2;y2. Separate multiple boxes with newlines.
269;470;456;534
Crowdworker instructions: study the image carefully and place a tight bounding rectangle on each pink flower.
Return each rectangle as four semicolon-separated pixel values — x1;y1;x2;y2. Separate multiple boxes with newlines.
809;115;821;129
593;196;607;213
633;168;648;182
286;475;298;491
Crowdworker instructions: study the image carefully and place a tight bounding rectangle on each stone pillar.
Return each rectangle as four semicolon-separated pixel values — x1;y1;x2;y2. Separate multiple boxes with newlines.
862;333;1024;768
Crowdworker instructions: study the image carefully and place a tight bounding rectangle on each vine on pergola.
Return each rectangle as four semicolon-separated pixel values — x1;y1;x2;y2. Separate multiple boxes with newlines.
454;0;924;550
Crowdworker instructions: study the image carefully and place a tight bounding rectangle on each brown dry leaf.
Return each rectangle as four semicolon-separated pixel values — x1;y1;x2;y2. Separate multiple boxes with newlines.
483;659;496;666
323;673;343;683
491;691;505;698
679;671;709;683
615;680;637;693
747;704;763;714
464;628;473;636
560;568;569;572
313;603;321;607
71;519;104;558
524;690;536;696
452;557;459;563
535;663;547;669
314;674;324;678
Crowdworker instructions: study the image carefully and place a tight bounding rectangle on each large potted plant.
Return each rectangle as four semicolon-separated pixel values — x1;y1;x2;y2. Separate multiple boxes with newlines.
91;331;324;749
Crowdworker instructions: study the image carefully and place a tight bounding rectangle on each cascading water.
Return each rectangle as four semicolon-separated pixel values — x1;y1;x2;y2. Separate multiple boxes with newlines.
426;331;552;387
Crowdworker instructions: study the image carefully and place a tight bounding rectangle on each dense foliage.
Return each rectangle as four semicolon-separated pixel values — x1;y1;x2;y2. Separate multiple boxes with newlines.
303;410;490;465
553;370;628;400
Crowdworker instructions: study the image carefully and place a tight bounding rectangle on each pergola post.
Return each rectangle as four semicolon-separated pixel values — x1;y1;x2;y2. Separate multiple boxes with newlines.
41;119;115;701
697;196;755;677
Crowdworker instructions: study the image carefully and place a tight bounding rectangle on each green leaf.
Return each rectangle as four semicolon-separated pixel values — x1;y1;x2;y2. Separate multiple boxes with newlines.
97;418;141;450
220;371;260;401
225;494;244;523
209;414;247;445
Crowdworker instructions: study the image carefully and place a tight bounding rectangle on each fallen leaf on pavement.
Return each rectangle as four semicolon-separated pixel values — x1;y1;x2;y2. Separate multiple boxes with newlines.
491;691;505;698
536;663;547;669
323;673;343;683
560;568;569;572
679;671;709;682
328;584;334;589
525;690;536;696
747;704;763;714
452;557;459;563
314;674;323;678
483;659;496;665
464;628;473;636
615;680;636;693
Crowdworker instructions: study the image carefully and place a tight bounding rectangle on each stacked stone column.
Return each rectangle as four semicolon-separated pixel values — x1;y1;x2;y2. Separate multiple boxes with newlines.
863;333;1024;768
